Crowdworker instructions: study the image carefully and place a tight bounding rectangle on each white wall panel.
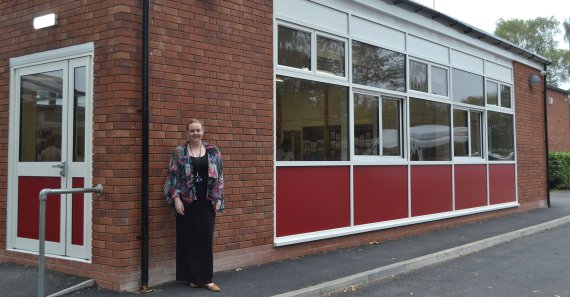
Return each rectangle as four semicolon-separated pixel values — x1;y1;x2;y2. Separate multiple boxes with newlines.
350;16;405;51
276;0;348;35
451;49;484;74
407;35;449;64
485;61;512;83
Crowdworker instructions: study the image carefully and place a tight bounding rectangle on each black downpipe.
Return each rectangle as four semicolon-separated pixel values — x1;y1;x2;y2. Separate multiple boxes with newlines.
141;0;150;290
543;65;551;207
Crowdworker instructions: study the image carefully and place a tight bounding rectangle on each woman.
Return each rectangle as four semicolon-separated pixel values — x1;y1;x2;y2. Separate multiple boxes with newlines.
164;119;224;292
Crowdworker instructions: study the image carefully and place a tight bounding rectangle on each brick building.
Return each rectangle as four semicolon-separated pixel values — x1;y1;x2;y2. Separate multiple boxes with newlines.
0;0;550;291
547;86;570;152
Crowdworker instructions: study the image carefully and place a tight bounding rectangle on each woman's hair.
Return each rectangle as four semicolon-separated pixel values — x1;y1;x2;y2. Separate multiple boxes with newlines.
187;118;203;129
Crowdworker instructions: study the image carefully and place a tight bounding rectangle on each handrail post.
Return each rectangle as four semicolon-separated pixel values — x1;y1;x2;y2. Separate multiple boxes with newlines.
38;184;103;297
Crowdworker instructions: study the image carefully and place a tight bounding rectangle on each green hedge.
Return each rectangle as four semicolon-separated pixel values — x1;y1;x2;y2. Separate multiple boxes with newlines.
549;152;570;189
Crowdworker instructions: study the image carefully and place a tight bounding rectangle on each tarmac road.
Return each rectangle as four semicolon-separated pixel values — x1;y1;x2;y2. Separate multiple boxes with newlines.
331;222;570;297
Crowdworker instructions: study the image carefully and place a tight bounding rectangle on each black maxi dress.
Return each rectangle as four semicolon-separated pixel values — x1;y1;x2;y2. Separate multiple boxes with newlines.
176;154;216;285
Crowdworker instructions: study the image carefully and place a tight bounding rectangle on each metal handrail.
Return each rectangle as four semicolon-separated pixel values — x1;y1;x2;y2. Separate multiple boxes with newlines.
38;184;104;297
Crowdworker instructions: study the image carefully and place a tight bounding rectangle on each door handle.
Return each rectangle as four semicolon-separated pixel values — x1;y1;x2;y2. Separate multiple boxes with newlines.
51;161;66;177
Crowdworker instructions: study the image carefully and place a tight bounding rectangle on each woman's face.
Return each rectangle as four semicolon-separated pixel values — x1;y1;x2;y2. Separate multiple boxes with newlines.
187;122;203;143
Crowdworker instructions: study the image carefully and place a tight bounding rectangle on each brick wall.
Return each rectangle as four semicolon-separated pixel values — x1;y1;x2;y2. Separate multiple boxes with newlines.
546;88;570;152
0;0;145;291
147;0;275;288
513;62;548;205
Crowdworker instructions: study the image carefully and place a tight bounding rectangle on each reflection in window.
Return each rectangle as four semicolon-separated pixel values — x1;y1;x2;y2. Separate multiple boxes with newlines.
382;98;401;156
278;26;311;70
20;70;63;162
488;111;514;161
352;40;406;92
470;111;482;157
453;109;468;157
431;66;448;96
452;69;484;106
486;81;498;106
409;60;428;92
453;109;482;158
317;36;345;77
500;85;512;108
354;93;379;155
73;67;86;162
410;98;450;161
276;76;349;161
354;94;402;157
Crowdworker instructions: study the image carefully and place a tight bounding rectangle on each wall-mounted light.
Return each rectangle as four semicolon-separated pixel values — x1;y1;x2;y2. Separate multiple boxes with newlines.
549;97;554;104
529;74;541;87
33;13;57;29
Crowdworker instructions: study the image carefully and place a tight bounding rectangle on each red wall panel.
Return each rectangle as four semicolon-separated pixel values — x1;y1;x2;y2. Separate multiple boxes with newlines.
353;166;408;225
411;165;452;216
276;166;350;237
454;164;487;210
17;176;61;242
489;164;516;204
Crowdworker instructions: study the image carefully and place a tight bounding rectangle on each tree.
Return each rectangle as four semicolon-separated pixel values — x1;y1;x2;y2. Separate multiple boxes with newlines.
564;18;570;49
495;17;570;87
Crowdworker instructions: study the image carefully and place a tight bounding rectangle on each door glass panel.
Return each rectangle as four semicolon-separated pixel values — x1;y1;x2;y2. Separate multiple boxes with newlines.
73;66;86;162
20;70;63;162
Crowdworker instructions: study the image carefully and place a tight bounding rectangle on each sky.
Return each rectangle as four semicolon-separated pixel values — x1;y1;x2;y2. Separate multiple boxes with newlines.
411;0;569;88
412;0;569;48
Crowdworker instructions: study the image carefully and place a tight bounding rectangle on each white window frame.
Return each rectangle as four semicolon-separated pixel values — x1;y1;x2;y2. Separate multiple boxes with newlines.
409;58;449;99
351;90;406;163
277;21;349;82
452;107;485;163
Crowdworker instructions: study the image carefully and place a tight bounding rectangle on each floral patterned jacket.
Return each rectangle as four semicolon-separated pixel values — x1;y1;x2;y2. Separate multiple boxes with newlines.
164;141;224;213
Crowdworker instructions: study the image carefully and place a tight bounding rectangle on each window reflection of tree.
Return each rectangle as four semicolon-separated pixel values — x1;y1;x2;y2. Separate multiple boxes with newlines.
278;26;311;70
317;36;345;76
410;60;428;92
352;40;406;92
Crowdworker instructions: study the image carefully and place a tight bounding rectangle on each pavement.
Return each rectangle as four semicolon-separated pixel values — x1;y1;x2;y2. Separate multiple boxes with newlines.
3;191;570;297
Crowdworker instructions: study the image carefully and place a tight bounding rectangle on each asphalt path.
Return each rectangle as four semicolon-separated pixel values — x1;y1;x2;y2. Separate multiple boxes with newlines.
331;222;570;297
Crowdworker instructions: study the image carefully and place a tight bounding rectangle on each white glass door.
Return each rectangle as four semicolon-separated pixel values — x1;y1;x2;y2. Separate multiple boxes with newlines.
9;56;92;259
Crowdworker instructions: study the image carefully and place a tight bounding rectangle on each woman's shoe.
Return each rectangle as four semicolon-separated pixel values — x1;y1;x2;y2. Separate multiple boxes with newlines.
189;282;199;288
204;283;221;292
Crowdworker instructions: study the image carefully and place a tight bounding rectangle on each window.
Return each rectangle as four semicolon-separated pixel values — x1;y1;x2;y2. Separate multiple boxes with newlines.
409;60;427;93
410;98;451;161
352;40;406;92
486;81;498;106
486;80;512;109
353;93;402;157
278;26;311;70
317;36;345;77
276;76;349;161
431;66;448;96
453;109;482;158
409;60;448;96
488;111;514;161
452;69;484;106
500;85;512;108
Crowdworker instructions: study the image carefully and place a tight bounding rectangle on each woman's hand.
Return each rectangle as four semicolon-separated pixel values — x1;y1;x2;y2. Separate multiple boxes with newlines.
174;197;184;215
213;200;221;212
